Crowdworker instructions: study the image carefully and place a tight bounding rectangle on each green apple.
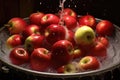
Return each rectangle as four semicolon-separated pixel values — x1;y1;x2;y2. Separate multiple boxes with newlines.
74;25;95;46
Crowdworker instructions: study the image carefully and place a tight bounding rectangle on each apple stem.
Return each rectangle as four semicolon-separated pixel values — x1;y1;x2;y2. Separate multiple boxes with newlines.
36;11;40;13
4;24;11;28
87;35;93;41
0;25;6;32
86;12;89;15
17;49;25;54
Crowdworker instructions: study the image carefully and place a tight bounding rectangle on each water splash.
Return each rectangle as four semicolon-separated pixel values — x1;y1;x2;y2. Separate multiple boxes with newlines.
59;0;66;26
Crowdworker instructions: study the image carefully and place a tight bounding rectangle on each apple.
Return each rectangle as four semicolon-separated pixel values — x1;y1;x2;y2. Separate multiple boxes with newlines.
56;63;78;73
30;48;51;71
22;24;41;39
96;36;109;48
78;14;96;29
74;25;96;46
96;20;115;36
24;34;46;53
44;24;66;45
73;48;85;59
62;15;77;30
63;8;77;19
29;12;44;25
6;17;27;34
51;40;74;67
66;30;76;46
78;56;100;71
40;14;60;31
6;34;23;48
9;47;29;65
87;41;107;58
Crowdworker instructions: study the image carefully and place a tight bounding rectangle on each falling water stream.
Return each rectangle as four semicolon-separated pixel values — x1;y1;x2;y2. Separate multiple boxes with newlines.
59;0;66;26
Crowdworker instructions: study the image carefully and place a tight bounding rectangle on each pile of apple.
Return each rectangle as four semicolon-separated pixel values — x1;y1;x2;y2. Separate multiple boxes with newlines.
5;8;115;73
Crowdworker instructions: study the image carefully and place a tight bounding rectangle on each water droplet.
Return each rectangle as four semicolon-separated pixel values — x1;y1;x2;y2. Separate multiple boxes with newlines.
39;2;42;5
68;5;71;7
74;5;77;8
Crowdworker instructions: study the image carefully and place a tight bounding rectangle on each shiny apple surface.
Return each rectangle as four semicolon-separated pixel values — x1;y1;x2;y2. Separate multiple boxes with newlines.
0;18;120;78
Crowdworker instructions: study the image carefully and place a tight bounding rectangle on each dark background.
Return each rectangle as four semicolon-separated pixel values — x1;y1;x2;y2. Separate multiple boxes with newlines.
0;0;120;80
0;0;120;27
34;0;120;27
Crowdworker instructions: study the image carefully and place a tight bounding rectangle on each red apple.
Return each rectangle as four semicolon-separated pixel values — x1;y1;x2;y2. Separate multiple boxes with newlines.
6;34;23;48
62;15;77;30
96;36;109;48
87;41;107;58
22;24;41;39
73;48;85;59
24;34;46;53
56;63;78;73
6;17;27;34
30;48;51;71
78;56;100;71
51;40;74;67
45;24;66;45
9;47;29;65
66;30;76;46
96;20;114;36
78;14;96;29
63;8;77;19
40;14;60;31
29;12;44;25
